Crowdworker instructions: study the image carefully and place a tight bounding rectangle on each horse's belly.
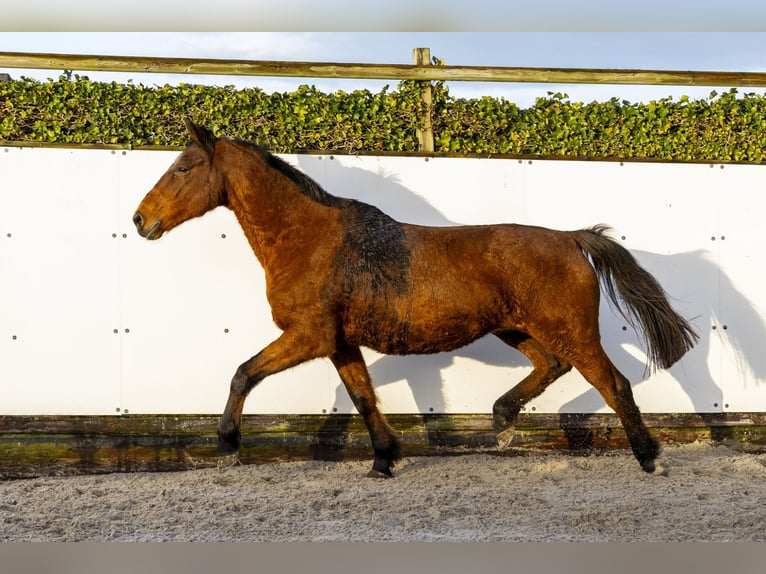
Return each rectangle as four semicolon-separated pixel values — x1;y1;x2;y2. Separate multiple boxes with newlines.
338;255;510;355
344;308;491;356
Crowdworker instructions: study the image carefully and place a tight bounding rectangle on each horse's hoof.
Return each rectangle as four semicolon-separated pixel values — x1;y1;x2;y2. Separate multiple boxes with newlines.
652;463;668;476
644;461;667;476
217;435;240;456
492;414;511;433
496;426;516;450
217;453;241;470
640;458;664;474
366;468;393;479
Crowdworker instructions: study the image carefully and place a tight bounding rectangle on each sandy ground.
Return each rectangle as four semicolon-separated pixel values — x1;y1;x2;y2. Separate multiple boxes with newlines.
1;442;765;542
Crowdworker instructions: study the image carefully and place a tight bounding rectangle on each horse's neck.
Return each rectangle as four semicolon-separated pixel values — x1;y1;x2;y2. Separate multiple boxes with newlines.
221;147;334;268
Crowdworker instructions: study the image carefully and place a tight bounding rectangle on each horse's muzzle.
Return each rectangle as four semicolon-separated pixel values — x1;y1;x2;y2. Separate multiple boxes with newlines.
133;212;162;240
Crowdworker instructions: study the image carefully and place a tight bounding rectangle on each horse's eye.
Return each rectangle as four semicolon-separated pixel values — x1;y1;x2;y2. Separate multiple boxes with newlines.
176;166;191;174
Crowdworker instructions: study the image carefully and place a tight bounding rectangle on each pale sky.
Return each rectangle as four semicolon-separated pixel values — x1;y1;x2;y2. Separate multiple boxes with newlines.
3;1;766;31
2;31;766;107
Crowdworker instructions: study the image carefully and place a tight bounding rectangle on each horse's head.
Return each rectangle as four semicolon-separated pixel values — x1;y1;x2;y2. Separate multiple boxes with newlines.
133;119;227;240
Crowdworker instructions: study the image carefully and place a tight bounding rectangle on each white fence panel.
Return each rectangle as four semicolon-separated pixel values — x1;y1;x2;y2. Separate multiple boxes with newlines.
2;147;765;416
710;164;766;412
0;148;122;414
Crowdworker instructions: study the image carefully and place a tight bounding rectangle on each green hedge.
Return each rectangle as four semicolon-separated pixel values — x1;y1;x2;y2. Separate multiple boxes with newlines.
2;71;766;162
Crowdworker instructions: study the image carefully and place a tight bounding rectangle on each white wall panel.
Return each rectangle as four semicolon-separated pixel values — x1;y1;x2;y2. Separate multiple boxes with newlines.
709;165;766;412
2;147;765;416
0;148;122;414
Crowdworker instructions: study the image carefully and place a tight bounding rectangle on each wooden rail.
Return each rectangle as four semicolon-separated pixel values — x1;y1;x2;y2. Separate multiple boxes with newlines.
4;50;766;87
2;412;765;478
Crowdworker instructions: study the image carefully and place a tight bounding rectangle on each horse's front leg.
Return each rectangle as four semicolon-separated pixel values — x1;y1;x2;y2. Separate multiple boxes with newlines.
217;332;330;463
330;344;401;478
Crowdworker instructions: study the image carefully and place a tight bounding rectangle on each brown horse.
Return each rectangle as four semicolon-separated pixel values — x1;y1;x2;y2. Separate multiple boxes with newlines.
133;119;698;476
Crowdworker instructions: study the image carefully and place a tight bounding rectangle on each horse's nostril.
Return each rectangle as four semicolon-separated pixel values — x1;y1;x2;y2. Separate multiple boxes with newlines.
132;212;143;229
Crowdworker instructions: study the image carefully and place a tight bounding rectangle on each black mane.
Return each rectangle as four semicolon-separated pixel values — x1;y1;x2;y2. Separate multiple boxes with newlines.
235;138;350;209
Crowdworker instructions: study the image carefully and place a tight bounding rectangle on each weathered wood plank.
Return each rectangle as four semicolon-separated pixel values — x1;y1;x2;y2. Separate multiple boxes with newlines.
2;413;766;479
3;51;766;87
413;48;434;153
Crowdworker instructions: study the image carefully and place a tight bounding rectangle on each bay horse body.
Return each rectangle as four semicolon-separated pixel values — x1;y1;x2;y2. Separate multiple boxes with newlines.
133;120;698;476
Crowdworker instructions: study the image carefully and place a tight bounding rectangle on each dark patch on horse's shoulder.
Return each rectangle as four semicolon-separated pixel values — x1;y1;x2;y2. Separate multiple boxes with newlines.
335;200;410;306
339;201;411;294
332;201;413;353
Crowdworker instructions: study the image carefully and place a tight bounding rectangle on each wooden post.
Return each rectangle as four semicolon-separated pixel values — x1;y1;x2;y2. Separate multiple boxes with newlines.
413;48;434;153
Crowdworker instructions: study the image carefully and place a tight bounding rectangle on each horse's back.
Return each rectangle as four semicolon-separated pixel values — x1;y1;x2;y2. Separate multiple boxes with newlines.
335;219;597;355
405;222;592;285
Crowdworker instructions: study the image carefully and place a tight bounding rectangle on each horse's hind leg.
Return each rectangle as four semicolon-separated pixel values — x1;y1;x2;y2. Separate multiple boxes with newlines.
330;344;401;478
573;350;660;473
491;331;572;446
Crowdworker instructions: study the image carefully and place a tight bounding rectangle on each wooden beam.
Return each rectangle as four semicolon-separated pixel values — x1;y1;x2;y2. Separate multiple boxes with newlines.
413;48;434;153
2;413;765;478
3;51;766;87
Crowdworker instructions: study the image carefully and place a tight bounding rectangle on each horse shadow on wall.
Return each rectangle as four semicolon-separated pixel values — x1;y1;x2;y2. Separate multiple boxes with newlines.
294;155;766;453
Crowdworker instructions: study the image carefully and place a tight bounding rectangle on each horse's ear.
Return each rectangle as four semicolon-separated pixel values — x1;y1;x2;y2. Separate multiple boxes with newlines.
184;118;217;158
